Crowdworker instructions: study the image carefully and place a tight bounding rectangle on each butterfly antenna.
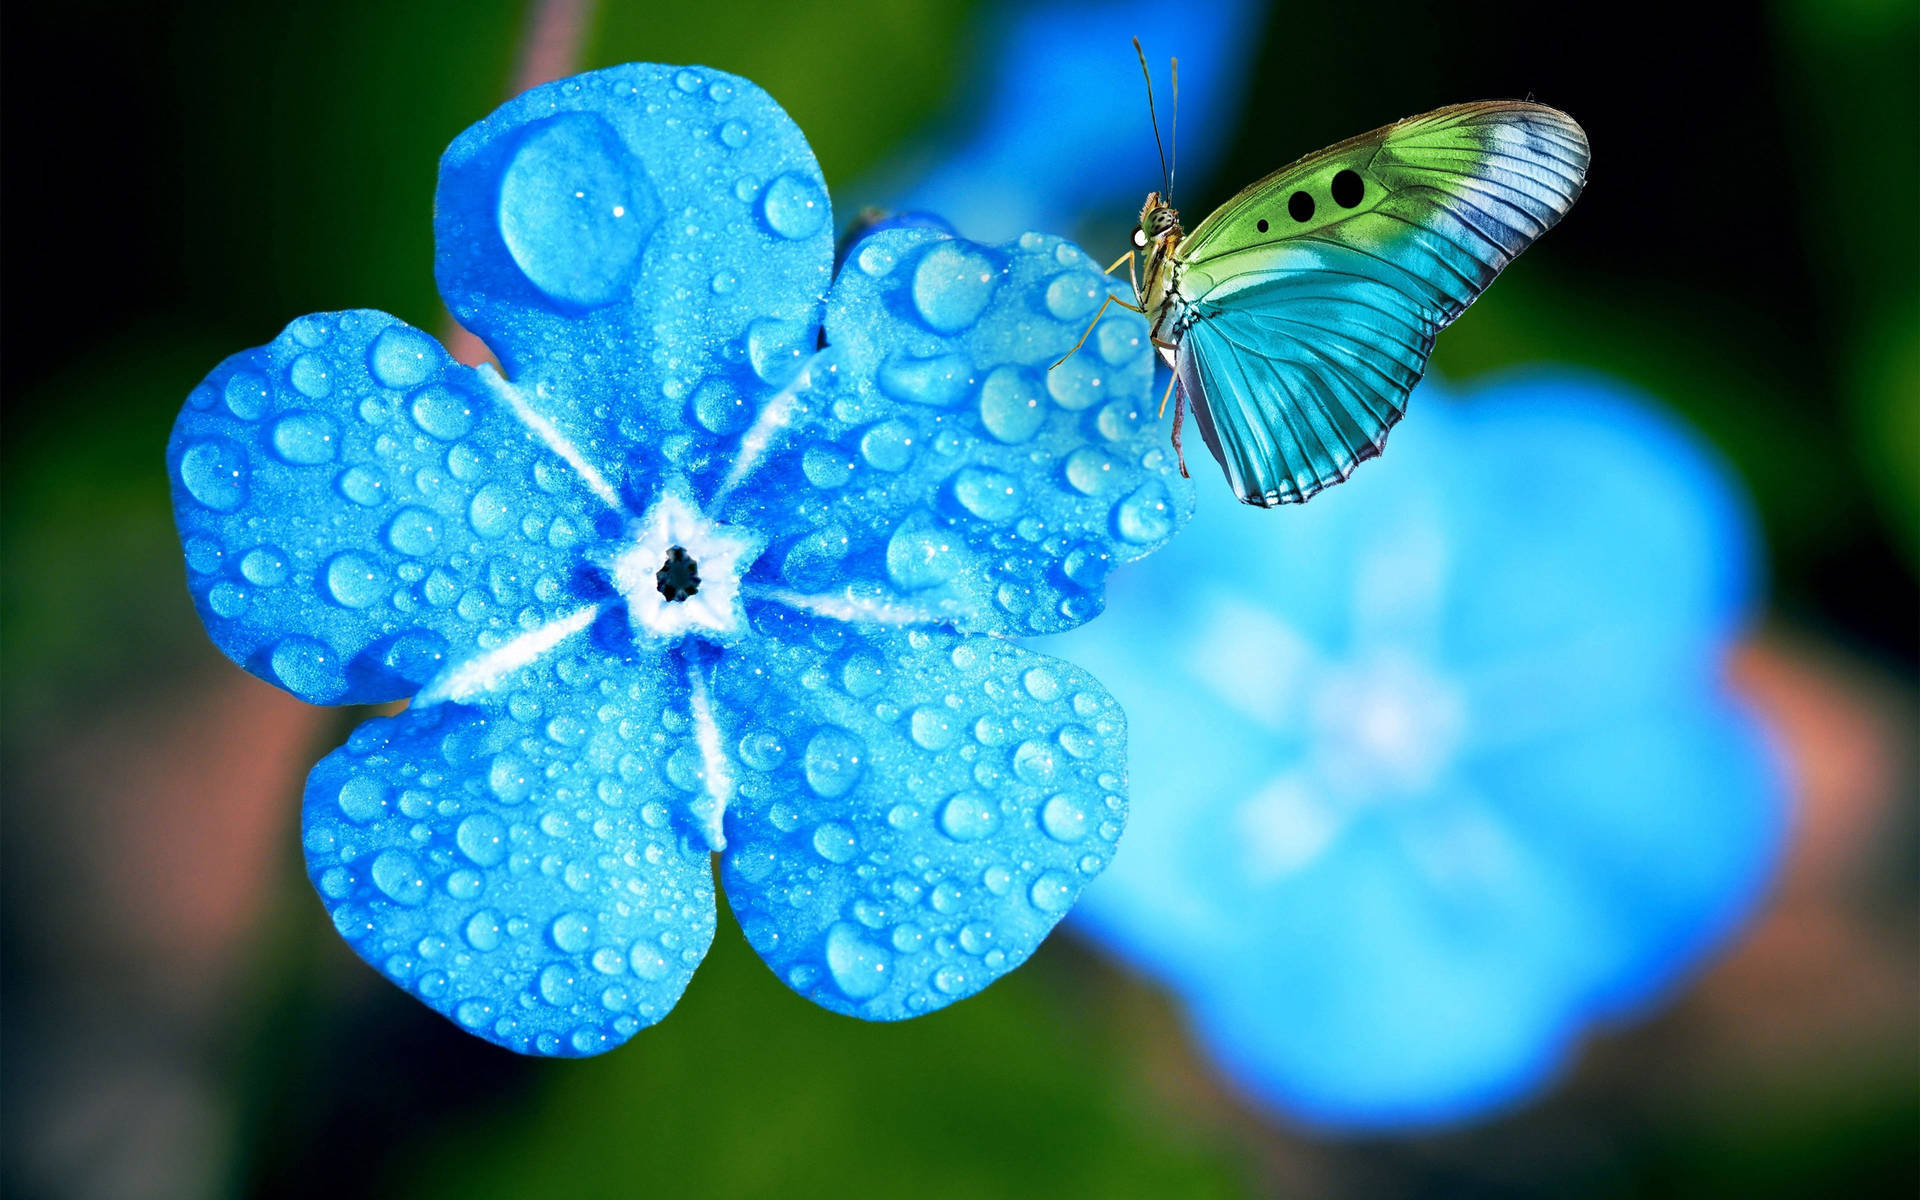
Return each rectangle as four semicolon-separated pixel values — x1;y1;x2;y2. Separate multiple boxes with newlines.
1169;55;1179;202
1133;36;1170;200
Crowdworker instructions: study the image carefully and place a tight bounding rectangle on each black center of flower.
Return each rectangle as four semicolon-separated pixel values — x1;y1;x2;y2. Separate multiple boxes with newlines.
655;546;700;602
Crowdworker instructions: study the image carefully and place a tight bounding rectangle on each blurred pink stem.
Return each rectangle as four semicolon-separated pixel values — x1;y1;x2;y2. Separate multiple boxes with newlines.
443;0;599;367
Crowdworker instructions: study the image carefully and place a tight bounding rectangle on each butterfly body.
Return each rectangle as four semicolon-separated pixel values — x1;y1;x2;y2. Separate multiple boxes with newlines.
1121;101;1590;507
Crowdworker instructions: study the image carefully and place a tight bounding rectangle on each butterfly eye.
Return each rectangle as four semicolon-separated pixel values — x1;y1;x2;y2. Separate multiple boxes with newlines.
1131;227;1148;249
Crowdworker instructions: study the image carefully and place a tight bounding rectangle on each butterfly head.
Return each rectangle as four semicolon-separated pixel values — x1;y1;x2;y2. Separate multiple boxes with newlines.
1134;192;1182;251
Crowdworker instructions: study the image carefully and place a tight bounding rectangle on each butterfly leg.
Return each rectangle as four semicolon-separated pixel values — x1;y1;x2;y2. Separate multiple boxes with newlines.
1169;381;1190;479
1049;292;1144;371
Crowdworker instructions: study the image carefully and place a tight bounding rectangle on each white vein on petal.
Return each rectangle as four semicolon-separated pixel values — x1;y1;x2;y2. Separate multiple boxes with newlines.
683;656;732;852
477;364;626;513
707;348;832;511
414;604;601;708
749;585;942;627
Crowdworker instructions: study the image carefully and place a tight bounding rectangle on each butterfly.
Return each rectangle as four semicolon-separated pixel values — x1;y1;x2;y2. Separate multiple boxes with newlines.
1059;42;1590;506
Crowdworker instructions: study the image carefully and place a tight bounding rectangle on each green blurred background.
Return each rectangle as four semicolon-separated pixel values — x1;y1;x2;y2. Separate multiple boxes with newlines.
2;1;1914;1197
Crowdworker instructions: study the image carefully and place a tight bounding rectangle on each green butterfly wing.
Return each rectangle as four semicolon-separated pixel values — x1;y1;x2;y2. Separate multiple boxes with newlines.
1171;102;1589;505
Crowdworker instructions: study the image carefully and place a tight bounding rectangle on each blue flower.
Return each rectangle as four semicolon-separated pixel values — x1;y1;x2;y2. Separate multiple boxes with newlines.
1037;371;1786;1128
853;0;1262;244
167;63;1191;1055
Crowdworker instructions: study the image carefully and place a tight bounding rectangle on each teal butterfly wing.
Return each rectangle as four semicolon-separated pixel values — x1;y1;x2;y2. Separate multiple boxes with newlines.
1169;101;1589;505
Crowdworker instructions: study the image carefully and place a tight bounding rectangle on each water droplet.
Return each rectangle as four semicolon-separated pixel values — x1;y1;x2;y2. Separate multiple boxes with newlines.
760;171;827;240
803;728;865;798
369;325;438;388
456;813;509;864
1029;869;1074;912
885;520;958;590
856;241;896;276
859;420;915;471
877;352;967;408
1012;740;1058;785
958;922;995;955
370;849;428;906
629;939;671;981
324;552;386;609
183;536;223;575
709;268;739;294
550;911;593;953
338;464;389;506
446;869;483;900
499;112;655;308
891;923;926;953
1063;446;1114;494
539;963;578;1005
223;371;268;420
717;119;751;148
1114;480;1174;544
206;581;247;617
801;446;852;489
825;921;892;999
337;775;388;823
675;68;704;92
1046;355;1106;410
737;729;786;771
1040;794;1090;842
288;353;332;398
468;483;516;538
951;467;1022;522
1058;723;1097;759
268;411;338;465
939;791;999;842
385;507;441;556
239;547;288;587
977;366;1045;443
933;965;969;995
591;947;625;975
909;705;957;750
911;242;997;333
409;383;474;440
1044;272;1102;321
269;636;339;698
690;378;748;435
464;909;503;951
812;821;858;864
178;437;249;511
745;316;809;385
1022;666;1061;701
485;756;532;805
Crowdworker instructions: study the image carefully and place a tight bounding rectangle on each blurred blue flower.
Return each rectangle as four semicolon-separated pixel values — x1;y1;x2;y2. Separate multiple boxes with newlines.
855;0;1262;244
167;62;1191;1055
1037;371;1786;1128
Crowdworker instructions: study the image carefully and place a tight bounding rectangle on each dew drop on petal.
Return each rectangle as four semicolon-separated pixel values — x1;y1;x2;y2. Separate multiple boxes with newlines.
825;921;891;1000
939;791;999;842
178;438;250;511
760;171;827;240
370;849;429;906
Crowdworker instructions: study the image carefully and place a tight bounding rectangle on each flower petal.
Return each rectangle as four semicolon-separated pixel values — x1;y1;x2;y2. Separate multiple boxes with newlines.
713;620;1127;1018
301;646;715;1055
170;309;615;705
729;226;1192;638
434;63;834;503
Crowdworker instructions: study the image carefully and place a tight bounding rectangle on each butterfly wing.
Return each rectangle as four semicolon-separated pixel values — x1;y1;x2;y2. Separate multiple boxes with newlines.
1171;101;1589;505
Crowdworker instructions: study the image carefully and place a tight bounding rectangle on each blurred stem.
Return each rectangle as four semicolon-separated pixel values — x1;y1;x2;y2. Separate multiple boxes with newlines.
442;0;600;367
